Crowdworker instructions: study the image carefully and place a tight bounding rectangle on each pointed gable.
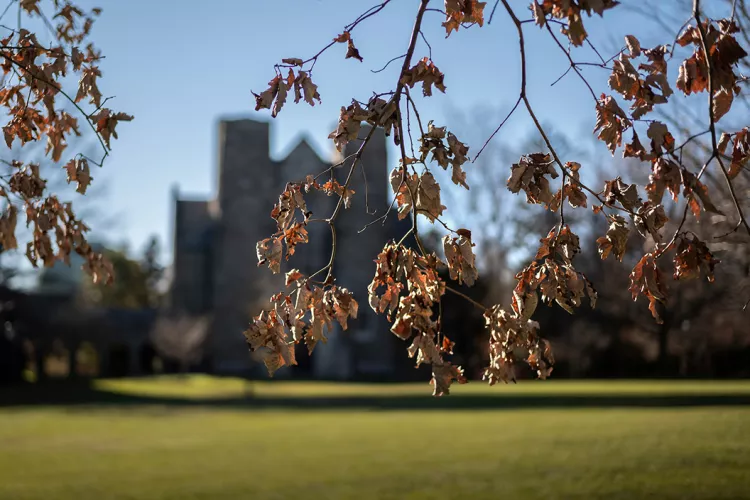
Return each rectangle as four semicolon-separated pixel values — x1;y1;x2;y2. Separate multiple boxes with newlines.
279;136;327;181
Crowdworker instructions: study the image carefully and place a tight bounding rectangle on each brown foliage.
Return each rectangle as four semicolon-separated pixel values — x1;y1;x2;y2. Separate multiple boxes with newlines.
0;3;131;286
245;0;748;395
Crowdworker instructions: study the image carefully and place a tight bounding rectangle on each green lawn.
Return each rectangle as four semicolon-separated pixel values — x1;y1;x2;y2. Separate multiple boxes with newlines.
1;377;749;500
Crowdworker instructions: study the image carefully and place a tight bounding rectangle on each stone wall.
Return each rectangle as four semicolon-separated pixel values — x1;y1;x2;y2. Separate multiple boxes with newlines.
170;197;214;315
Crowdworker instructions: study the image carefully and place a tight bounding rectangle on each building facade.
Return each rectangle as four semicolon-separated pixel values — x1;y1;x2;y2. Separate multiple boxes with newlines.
169;118;407;379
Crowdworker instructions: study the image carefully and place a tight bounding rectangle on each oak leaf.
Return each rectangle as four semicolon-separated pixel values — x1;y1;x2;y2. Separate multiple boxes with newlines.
725;128;748;179
507;153;559;208
603;177;641;211
400;58;446;97
415;171;445;222
293;71;321;107
443;0;486;36
256;237;282;274
596;214;629;261
443;234;478;286
673;234;719;282
629;253;666;323
281;57;304;66
712;89;733;122
634;202;668;241
594;95;630;154
624;35;641;57
431;362;467;396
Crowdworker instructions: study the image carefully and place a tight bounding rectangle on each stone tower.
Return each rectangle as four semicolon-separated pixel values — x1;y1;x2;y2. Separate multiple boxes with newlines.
169;117;402;378
210;119;278;373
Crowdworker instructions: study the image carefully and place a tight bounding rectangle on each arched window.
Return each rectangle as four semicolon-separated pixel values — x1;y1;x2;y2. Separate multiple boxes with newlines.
21;340;37;383
43;339;70;378
75;342;99;377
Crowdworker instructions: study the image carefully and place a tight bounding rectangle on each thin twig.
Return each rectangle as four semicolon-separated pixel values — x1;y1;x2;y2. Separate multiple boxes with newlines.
445;285;487;312
276;0;392;73
315;0;430;283
585;37;607;65
0;0;14;24
488;0;500;24
550;65;573;87
371;53;406;73
419;30;432;60
474;95;521;161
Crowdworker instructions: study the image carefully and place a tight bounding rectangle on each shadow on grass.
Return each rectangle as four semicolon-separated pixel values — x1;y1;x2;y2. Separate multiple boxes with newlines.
3;381;750;411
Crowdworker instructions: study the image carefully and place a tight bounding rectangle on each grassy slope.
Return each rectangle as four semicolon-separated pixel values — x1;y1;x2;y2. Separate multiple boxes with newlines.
94;375;750;398
1;378;749;500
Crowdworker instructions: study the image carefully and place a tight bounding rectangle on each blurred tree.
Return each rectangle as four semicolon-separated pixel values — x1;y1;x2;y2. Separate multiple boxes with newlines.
83;248;149;308
80;236;164;309
150;315;210;374
141;236;165;308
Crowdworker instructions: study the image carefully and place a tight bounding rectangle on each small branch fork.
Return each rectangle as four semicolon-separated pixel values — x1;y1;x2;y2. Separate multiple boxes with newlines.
0;48;111;166
278;0;749;335
276;0;393;73
693;0;750;236
310;0;431;284
303;0;492;318
496;0;747;251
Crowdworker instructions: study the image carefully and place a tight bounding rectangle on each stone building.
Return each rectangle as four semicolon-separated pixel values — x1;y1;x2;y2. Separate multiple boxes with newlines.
169;117;407;379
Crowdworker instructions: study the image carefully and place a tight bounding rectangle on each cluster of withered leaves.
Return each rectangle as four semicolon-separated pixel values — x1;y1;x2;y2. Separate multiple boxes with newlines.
390;167;445;222
328;97;398;152
1;165;113;284
561;161;587;208
513;226;597;317
257;181;316;274
598;177;668;244
507;153;558;208
0;2;130;284
500;154;597;382
333;31;363;62
443;0;486;37
443;232;478;286
62;157;91;194
484;306;553;383
531;0;619;46
647;157;721;218
608;38;672;119
257;173;363;274
368;242;466;396
596;81;675;159
627;217;718;324
505;153;588;212
418;122;470;189
673;233;719;283
598;23;747;157
629;252;666;323
676;19;747;121
253;67;321;118
400;58;446;97
319;178;356;208
596;176;718;323
244;270;358;376
601;115;721;220
594;95;630;155
596;214;629;262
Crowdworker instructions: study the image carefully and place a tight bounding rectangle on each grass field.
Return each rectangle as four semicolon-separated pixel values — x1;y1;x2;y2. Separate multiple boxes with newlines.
1;377;749;500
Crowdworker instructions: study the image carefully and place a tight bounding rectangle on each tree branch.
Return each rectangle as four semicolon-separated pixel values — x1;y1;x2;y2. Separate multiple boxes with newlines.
694;0;750;235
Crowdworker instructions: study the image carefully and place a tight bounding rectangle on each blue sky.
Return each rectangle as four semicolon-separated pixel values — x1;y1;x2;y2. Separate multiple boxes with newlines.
57;0;680;263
